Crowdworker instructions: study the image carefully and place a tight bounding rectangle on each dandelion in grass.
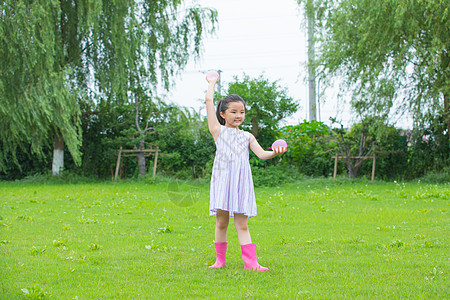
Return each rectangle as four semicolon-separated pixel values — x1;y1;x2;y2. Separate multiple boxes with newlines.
90;243;102;251
17;215;33;221
145;241;158;250
53;239;68;247
21;284;48;299
390;239;405;248
30;246;47;255
426;267;444;281
158;224;173;233
349;236;365;244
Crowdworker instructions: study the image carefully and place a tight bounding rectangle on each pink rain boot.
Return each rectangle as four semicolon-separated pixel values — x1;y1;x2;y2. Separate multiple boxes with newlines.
241;243;269;271
209;242;227;269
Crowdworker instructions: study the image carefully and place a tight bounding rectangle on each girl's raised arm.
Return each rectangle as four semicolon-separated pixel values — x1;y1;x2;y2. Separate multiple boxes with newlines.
205;76;221;141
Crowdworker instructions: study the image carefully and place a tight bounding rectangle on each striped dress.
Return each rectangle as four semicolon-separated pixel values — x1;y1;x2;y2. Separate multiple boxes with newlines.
210;125;257;218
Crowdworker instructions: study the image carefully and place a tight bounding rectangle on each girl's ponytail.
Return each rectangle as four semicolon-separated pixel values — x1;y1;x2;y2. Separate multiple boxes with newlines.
216;99;226;125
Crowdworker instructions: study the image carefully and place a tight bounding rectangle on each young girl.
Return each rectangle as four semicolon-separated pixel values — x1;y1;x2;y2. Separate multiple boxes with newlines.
205;73;286;271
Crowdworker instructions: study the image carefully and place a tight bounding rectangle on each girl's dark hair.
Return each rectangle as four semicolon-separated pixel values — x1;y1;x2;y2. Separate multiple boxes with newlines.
216;94;246;125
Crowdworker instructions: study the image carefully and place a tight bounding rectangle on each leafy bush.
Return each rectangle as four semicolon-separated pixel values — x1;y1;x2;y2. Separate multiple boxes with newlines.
251;165;305;187
0;144;51;180
405;119;450;179
418;167;450;184
358;124;410;180
278;121;336;177
154;117;215;179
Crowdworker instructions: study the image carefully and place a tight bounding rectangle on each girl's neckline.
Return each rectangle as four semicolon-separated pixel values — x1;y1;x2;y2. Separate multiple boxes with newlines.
223;125;241;130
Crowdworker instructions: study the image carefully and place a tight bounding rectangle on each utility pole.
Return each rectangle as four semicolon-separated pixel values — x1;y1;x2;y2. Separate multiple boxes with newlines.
217;70;223;95
306;0;316;121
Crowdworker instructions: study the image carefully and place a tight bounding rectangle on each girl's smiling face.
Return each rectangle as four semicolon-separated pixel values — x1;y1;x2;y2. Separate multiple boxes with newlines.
220;101;245;128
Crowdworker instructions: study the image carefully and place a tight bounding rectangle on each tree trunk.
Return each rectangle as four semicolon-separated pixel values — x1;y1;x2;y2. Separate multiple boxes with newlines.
348;168;357;178
344;159;355;178
347;164;360;178
251;117;258;138
136;139;146;176
52;131;64;176
337;128;375;179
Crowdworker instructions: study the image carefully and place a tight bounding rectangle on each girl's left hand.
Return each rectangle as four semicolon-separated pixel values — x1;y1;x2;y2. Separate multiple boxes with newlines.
273;146;287;155
206;70;219;83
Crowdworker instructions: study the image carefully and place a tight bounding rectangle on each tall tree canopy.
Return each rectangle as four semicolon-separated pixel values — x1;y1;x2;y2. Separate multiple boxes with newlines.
0;0;217;172
227;75;299;140
308;0;449;135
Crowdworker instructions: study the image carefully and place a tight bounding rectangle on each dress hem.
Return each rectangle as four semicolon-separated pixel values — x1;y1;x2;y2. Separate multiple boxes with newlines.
210;208;256;219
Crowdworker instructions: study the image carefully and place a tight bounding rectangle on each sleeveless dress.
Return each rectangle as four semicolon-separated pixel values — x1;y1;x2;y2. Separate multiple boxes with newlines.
210;125;257;218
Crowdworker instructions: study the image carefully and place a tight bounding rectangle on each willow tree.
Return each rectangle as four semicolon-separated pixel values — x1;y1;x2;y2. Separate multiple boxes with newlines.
308;0;449;136
0;0;217;175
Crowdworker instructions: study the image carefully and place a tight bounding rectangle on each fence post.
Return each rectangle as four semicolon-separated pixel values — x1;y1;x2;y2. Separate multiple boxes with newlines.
333;154;338;181
371;153;376;183
153;147;159;179
114;147;122;182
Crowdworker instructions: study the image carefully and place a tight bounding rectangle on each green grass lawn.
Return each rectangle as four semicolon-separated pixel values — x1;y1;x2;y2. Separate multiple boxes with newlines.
0;178;448;299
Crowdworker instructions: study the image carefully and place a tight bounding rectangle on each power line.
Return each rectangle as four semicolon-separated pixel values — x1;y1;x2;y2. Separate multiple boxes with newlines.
208;32;305;43
219;14;300;22
182;63;302;74
203;50;303;60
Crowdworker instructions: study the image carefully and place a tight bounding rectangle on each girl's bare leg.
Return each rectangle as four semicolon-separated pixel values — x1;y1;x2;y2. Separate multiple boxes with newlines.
234;213;252;245
215;210;230;242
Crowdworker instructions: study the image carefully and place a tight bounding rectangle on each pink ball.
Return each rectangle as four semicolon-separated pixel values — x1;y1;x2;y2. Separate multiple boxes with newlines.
270;139;287;150
206;70;219;81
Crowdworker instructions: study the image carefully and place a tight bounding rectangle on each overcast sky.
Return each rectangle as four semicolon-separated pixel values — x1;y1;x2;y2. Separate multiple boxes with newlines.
166;0;412;128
